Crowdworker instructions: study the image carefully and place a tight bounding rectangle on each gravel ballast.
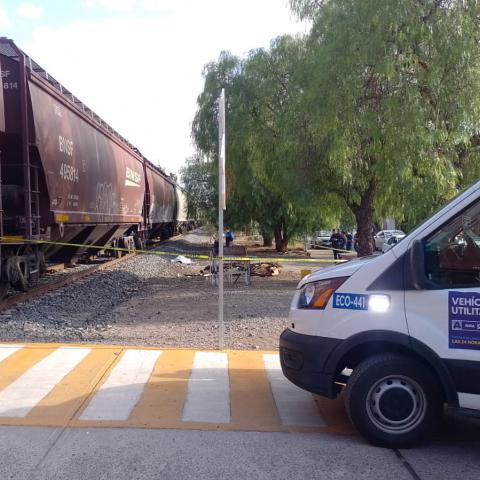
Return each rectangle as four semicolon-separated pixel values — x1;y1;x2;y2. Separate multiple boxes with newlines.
0;232;307;349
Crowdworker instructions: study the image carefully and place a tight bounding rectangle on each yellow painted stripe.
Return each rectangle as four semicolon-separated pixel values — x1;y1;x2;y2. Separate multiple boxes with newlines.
55;214;69;222
128;349;195;427
0;347;53;393
315;396;355;435
25;348;120;426
229;350;280;430
72;348;125;421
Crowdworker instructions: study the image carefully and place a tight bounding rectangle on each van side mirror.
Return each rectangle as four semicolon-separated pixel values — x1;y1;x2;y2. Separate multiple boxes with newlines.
410;240;428;290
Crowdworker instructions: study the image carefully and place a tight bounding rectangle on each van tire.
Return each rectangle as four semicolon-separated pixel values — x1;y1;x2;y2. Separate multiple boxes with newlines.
344;353;442;448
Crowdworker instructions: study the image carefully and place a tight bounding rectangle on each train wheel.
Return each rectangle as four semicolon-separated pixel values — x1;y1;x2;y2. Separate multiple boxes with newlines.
7;256;28;292
135;236;145;251
39;252;47;275
26;247;41;288
111;239;122;258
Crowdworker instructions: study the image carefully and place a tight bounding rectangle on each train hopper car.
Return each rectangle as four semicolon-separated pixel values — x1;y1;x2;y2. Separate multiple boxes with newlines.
175;186;194;234
144;161;177;240
0;38;181;294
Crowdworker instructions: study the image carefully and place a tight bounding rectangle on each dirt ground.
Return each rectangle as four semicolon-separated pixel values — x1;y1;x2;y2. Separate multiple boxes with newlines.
1;228;340;350
100;229;326;350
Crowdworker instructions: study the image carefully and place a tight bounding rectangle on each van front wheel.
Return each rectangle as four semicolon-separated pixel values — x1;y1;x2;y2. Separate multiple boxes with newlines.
344;353;442;448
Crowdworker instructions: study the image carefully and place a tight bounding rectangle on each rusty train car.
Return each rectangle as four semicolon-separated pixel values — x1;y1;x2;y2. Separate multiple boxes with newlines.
0;38;192;294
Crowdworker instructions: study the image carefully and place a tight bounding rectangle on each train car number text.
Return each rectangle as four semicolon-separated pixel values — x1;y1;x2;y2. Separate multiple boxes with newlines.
60;163;79;183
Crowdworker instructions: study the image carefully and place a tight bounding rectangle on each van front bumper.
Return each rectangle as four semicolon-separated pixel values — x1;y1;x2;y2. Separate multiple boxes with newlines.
279;329;343;399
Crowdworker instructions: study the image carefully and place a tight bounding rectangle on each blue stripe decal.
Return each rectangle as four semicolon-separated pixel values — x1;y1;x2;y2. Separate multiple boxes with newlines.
332;293;368;311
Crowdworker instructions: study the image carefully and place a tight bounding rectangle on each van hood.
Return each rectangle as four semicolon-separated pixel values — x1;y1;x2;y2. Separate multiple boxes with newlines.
298;256;374;289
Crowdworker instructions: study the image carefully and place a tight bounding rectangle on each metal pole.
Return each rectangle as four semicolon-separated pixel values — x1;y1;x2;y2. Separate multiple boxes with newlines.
218;89;226;350
218;207;224;350
19;50;32;239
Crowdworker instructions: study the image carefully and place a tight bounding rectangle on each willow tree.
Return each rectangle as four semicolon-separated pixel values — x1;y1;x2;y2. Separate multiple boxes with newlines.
192;41;344;251
291;0;480;255
180;154;217;225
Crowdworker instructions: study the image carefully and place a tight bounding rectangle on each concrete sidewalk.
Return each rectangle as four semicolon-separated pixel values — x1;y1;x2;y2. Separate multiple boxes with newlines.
0;426;478;480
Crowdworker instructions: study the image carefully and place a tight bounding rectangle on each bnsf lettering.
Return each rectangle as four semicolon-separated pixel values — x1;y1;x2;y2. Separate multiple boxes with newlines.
126;166;141;184
59;135;74;156
0;70;16;89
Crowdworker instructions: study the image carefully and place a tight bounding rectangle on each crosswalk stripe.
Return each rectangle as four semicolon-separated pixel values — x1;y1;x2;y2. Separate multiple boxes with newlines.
0;345;24;364
27;347;120;425
0;347;91;418
263;353;326;427
0;345;348;432
182;351;230;424
129;349;194;426
80;349;161;421
0;348;54;394
229;351;280;429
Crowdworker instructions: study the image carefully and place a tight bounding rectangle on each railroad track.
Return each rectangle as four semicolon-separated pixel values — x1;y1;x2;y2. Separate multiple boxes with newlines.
0;253;136;312
0;232;197;313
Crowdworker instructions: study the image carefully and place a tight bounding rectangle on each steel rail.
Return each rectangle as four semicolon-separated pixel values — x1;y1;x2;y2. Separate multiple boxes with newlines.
0;253;136;312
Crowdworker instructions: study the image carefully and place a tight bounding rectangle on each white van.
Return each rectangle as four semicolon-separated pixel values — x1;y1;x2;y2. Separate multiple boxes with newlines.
280;181;480;447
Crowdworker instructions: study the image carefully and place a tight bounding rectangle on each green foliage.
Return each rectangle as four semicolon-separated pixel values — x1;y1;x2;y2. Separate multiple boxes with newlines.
192;39;347;250
192;1;480;254
179;155;217;225
289;0;480;252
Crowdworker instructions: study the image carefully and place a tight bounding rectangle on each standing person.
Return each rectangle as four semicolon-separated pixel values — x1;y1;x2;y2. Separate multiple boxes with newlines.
346;231;353;251
225;228;234;247
330;229;340;260
339;230;347;251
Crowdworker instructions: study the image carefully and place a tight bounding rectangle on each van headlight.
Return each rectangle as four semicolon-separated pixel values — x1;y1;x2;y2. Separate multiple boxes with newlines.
298;277;347;309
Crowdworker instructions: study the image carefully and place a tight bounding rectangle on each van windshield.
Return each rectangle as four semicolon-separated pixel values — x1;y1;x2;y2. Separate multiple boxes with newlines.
425;195;480;287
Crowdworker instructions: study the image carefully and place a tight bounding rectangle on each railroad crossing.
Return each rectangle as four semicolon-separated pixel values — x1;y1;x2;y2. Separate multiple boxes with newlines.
0;343;353;434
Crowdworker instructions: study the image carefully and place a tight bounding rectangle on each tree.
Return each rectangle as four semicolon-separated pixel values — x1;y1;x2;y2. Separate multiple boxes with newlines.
180;155;216;225
291;0;480;255
192;43;345;251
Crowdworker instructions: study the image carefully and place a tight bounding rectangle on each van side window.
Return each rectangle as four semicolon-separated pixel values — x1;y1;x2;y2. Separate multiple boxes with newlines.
424;201;480;287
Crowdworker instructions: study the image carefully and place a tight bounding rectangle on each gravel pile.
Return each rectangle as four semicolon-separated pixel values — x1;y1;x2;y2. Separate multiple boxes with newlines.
0;254;195;343
0;233;302;349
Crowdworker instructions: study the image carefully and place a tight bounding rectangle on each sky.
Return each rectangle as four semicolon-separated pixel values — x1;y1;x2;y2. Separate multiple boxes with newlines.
0;0;308;176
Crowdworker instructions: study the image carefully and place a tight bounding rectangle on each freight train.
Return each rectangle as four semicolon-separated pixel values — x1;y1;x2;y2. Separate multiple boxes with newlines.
0;38;193;296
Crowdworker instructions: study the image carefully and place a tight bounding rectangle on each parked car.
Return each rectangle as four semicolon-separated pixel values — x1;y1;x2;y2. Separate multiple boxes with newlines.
381;233;406;253
310;230;332;249
373;229;405;250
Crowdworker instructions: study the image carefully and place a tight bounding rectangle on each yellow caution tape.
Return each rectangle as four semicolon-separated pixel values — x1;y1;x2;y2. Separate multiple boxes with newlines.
311;244;356;254
0;238;351;264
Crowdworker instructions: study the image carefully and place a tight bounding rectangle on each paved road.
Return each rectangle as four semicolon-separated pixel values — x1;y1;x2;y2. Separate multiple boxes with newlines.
1;425;478;480
0;343;478;479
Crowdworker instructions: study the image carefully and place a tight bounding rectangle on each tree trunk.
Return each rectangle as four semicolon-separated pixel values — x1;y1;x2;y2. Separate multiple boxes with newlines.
262;232;273;247
274;219;289;252
351;183;376;257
